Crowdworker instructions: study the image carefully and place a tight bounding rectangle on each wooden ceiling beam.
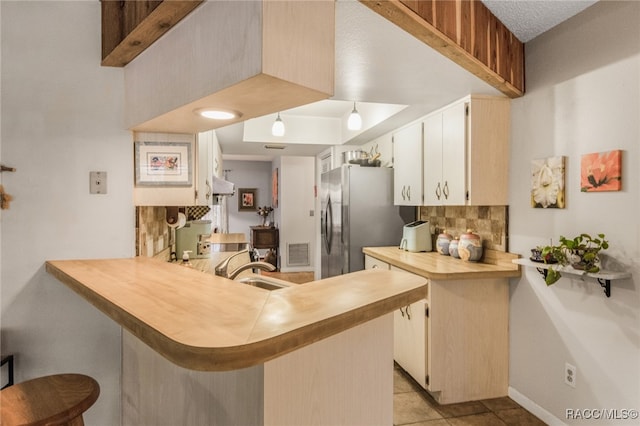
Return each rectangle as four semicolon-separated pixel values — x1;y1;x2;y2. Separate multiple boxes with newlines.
101;0;204;67
360;0;525;98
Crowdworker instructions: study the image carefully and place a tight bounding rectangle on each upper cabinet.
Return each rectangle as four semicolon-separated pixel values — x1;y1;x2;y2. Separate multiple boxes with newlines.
423;95;510;206
196;130;222;206
393;122;423;206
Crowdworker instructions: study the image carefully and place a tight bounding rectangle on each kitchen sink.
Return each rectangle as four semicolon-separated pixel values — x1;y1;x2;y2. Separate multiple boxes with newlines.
236;275;291;291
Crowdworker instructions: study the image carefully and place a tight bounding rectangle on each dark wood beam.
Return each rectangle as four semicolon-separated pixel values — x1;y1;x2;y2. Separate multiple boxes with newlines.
101;0;204;67
360;0;525;98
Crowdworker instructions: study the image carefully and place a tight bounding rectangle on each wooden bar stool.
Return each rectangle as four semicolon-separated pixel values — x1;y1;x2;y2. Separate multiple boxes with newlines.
0;373;99;426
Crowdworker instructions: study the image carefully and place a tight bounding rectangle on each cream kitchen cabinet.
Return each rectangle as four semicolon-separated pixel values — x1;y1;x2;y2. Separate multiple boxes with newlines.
196;129;222;205
364;255;391;270
423;95;510;206
391;266;428;390
363;248;513;404
365;256;428;389
392;121;423;206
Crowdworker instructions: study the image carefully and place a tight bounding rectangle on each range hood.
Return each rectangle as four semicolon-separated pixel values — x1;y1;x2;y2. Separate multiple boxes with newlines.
212;176;235;196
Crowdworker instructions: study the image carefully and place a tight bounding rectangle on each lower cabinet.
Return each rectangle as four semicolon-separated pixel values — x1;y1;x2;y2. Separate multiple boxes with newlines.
364;254;509;404
393;293;428;389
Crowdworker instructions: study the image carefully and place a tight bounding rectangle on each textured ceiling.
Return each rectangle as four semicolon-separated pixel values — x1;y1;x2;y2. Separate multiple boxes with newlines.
481;0;599;42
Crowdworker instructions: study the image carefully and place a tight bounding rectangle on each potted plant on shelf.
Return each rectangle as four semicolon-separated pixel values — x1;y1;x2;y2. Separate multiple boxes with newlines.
540;233;609;285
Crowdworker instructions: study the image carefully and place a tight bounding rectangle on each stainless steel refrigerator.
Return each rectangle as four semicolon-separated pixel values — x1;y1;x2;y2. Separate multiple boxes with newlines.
321;165;408;278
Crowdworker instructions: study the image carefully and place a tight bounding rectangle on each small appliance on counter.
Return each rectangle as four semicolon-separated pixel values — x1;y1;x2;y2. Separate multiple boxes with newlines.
399;220;432;252
176;220;212;259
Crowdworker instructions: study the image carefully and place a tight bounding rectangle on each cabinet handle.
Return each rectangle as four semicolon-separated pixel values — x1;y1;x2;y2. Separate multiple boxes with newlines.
399;306;405;317
435;182;442;200
407;185;411;200
406;304;411;320
401;185;406;200
443;181;449;200
205;180;211;201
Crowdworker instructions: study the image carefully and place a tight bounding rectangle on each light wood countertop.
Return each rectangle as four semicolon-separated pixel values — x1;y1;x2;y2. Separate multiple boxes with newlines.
45;257;426;371
208;233;247;244
363;247;521;280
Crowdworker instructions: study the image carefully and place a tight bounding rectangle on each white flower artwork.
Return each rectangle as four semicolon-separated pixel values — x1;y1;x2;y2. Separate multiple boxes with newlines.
531;156;565;208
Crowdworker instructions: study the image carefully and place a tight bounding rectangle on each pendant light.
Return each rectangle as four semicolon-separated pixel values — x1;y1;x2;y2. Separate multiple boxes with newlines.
272;113;285;137
347;102;362;131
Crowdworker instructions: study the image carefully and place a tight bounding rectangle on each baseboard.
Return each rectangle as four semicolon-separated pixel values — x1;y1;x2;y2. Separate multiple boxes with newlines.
508;387;566;426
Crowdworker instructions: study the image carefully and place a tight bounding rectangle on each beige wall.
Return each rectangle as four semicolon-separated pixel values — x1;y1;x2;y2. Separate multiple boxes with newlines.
507;1;639;424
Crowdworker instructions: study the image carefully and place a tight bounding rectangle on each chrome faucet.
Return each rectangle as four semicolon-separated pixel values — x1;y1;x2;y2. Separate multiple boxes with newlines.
227;261;276;280
214;249;276;279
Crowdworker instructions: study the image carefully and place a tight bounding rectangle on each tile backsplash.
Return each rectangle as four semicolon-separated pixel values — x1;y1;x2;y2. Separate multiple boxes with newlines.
136;206;170;258
418;205;509;252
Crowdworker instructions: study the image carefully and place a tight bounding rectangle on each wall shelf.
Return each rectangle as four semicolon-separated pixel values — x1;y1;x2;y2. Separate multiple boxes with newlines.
513;258;631;298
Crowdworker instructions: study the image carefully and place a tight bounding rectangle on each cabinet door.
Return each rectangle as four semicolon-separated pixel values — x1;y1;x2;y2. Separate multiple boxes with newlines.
393;122;423;206
391;266;427;389
196;130;213;206
441;102;467;205
423;113;443;205
394;299;427;389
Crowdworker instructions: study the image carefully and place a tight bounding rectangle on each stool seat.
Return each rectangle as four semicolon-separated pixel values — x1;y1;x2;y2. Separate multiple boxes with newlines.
0;374;99;426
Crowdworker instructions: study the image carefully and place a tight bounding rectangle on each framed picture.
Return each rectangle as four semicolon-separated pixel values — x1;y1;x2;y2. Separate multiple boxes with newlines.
531;156;565;208
581;150;622;192
135;141;192;186
238;188;257;211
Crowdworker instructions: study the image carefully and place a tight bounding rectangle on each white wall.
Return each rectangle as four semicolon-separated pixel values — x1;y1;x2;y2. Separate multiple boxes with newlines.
508;2;639;424
277;156;316;272
225;160;273;238
1;2;132;424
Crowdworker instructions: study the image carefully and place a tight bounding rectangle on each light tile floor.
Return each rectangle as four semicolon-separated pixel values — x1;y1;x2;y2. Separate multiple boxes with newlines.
394;364;547;426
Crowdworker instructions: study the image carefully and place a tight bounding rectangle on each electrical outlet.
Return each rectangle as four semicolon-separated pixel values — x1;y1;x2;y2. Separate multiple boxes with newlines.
565;362;576;388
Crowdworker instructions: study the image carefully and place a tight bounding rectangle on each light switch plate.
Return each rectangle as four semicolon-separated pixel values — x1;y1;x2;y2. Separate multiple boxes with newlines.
90;171;107;194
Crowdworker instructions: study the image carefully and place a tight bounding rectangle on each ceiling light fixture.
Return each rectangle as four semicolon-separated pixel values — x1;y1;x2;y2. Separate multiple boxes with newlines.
347;102;362;131
196;108;241;120
272;112;285;137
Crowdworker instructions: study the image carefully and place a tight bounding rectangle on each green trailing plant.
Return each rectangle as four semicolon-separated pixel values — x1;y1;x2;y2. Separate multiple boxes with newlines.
540;233;609;285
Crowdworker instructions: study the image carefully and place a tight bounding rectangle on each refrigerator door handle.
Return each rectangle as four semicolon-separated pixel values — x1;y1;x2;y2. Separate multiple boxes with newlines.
324;196;333;254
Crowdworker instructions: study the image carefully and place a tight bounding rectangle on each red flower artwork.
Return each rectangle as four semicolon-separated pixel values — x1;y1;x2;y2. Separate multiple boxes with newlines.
581;150;622;192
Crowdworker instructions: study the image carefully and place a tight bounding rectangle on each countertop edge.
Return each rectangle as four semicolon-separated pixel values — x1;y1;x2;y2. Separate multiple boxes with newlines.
46;260;427;371
363;247;522;280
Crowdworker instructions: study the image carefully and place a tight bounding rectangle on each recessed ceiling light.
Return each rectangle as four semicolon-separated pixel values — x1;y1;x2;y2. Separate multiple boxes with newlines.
195;108;241;120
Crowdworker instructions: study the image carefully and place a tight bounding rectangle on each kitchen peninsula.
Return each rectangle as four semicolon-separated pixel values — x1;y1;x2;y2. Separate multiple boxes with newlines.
364;247;521;404
46;257;426;425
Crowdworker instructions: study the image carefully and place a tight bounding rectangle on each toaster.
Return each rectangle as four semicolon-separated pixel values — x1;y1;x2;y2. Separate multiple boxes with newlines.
399;220;432;252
